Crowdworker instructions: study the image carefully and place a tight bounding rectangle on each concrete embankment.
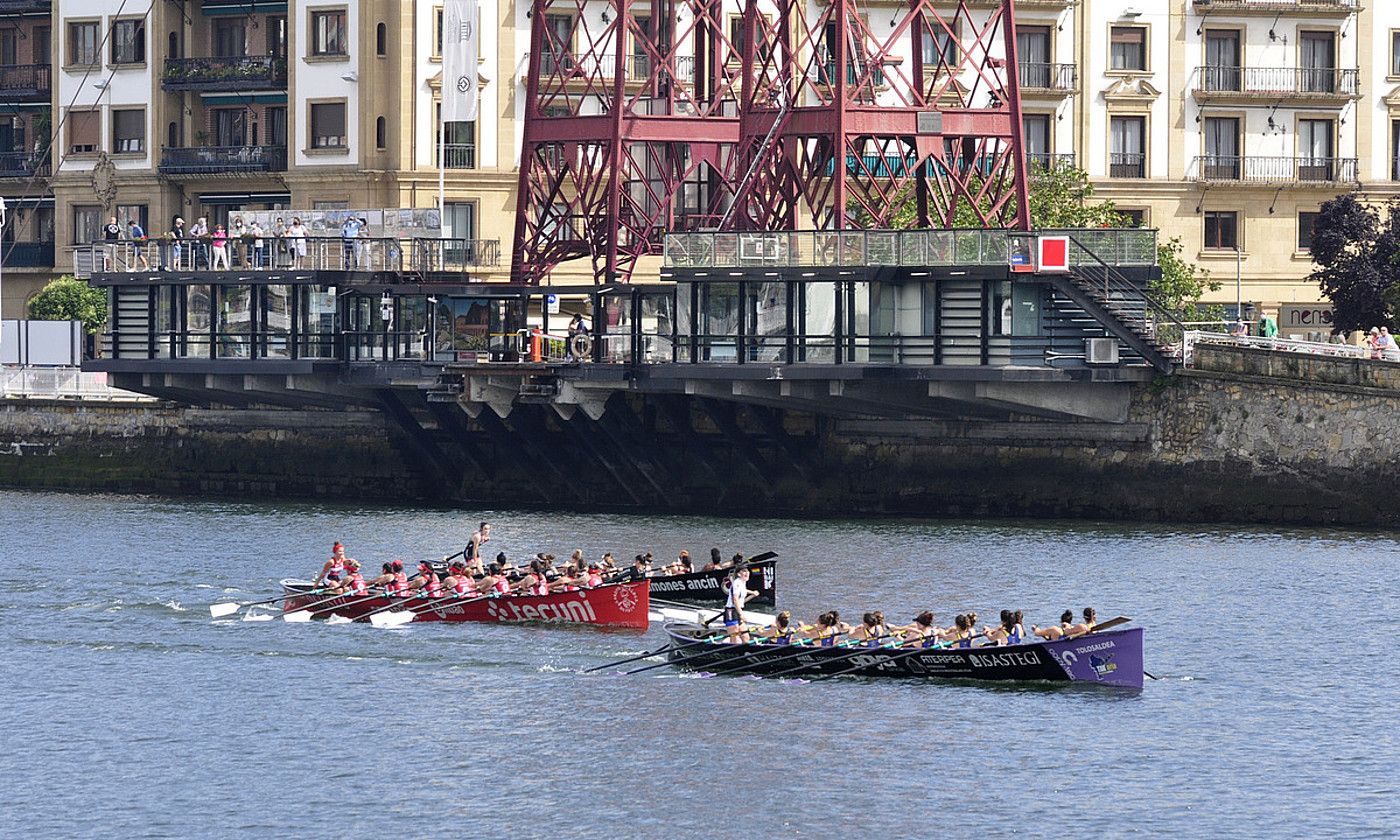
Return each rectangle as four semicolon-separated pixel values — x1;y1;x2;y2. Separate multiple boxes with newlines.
3;344;1398;526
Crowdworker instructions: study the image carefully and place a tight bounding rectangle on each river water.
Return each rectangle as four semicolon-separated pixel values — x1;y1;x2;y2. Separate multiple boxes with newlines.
2;489;1395;837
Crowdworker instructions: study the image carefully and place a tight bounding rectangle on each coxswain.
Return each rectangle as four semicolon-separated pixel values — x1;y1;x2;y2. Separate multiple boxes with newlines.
721;566;758;644
1034;610;1076;641
408;560;443;598
755;611;795;644
465;522;491;564
1064;607;1097;638
313;542;347;588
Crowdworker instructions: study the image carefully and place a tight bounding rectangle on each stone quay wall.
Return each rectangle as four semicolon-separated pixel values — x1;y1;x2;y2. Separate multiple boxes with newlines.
2;345;1398;526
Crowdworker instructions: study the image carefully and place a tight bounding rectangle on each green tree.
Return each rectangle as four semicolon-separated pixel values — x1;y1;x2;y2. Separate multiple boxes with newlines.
1310;194;1399;333
1151;236;1220;321
27;275;108;335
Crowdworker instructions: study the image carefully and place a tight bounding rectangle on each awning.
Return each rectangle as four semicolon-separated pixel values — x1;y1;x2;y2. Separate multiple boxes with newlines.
0;195;55;209
200;92;289;105
196;192;292;206
201;1;289;15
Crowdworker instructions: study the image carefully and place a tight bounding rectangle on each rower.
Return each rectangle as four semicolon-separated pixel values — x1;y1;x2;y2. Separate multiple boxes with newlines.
342;560;367;596
702;548;722;572
893;611;940;647
390;560;408;598
940;614;974;648
722;566;756;643
984;610;1014;645
408;560;443;598
441;561;474;598
626;554;652;582
478;563;512;596
466;522;491;565
807;611;847;647
520;560;551;596
366;562;395;593
851;612;890;647
1033;610;1076;641
1065;607;1097;638
676;550;692;575
755;611;795;644
494;552;515;577
313;542;348;588
583;563;604;588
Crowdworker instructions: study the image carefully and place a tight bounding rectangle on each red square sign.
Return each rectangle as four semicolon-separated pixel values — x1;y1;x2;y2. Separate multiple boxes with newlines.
1038;236;1070;273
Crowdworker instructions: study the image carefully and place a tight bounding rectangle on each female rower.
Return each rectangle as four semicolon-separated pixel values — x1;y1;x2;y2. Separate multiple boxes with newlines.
442;562;478;599
807;611;847;647
313;542;347;588
477;563;512;596
755;611;795;644
366;562;395;593
341;560;367;596
983;610;1014;645
390;561;408;598
1034;610;1076;641
519;560;551;596
892;611;940;647
1065;607;1097;637
850;612;890;647
408;560;443;598
940;613;975;648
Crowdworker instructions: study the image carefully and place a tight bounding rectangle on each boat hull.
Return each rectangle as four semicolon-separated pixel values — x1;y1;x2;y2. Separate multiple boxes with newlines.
645;559;777;606
281;579;650;630
663;625;1144;689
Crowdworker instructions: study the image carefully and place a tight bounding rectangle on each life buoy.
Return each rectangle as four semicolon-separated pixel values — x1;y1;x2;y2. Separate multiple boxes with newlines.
570;333;592;359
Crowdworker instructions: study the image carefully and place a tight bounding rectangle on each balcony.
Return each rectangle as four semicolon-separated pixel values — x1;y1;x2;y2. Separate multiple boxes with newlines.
158;145;288;177
0;150;50;178
1187;155;1358;185
2;241;55;268
1018;62;1077;95
161;56;288;92
1109;152;1146;179
1028;152;1076;174
0;64;51;102
1190;67;1359;105
437;143;476;169
0;1;51;13
1190;0;1358;15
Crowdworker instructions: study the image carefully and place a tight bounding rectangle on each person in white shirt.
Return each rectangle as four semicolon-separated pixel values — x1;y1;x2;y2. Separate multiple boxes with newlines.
286;217;308;268
722;567;757;643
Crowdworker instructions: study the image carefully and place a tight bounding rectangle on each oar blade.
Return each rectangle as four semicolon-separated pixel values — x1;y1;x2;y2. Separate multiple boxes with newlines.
326;614;353;625
282;610;313;623
370;610;415;628
209;602;241;618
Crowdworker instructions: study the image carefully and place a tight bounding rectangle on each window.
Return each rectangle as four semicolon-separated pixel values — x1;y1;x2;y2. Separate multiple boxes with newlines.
267;16;287;58
1298;211;1320;251
311;10;347;56
1110;26;1146;72
267;107;287;147
543;14;574;72
1393;31;1400;78
375;116;386;149
434;7;444;57
34;26;50;65
1204;211;1239;250
444;202;477;240
0;29;16;65
1109;115;1145;177
112;108;145;153
310;102;347;148
438;112;475;168
67;109;98;154
213;19;246;57
1203;30;1240;91
212;108;246;146
1299;119;1335;181
1203;116;1239;179
1016;26;1051;88
68;21;99;66
1022;114;1051;168
115;203;148;233
632;15;651;77
111;19;145;64
1299;32;1336;93
1119;209;1146;228
376;22;387;56
73;206;102;244
1393;120;1400;180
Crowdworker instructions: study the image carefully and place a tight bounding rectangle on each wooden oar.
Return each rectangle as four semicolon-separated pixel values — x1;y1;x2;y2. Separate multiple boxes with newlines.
368;588;505;628
209;588;326;618
283;589;362;622
584;629;731;674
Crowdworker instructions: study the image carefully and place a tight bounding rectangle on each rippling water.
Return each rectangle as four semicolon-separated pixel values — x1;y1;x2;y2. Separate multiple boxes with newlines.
2;489;1396;837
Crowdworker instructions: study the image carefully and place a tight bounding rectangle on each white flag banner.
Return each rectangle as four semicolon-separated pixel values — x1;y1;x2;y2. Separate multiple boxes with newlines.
442;0;479;123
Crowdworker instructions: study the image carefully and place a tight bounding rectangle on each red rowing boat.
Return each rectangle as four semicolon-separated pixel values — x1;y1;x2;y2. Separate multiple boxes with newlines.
279;579;650;630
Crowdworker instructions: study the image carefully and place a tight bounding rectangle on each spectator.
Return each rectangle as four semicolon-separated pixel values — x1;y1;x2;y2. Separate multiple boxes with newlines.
189;216;209;268
1367;327;1382;358
211;224;230;270
340;215;363;268
164;216;185;270
249;219;266;269
102;215;121;270
126;219;150;270
231;217;247;267
1377;327;1398;361
356;218;371;268
272;217;288;267
287;217;308;268
1229;319;1249;337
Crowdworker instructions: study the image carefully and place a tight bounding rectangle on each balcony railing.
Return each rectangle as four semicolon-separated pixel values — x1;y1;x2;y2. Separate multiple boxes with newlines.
1191;66;1359;99
1187;155;1358;184
73;237;503;278
1018;62;1077;92
0;64;51;100
1027;152;1075;173
161;56;288;92
437;143;476;169
1109;152;1146;179
159;145;288;176
534;52;696;83
2;241;55;268
0;150;50;178
663;228;1159;270
1190;0;1357;13
0;1;51;14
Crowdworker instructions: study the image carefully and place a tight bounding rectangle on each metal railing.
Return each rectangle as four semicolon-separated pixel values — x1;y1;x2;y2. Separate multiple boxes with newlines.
1192;66;1358;97
437;143;476;169
0;63;50;98
1018;62;1076;91
1108;152;1145;178
534;52;697;82
1187;155;1358;184
161;56;288;91
0;150;50;178
1190;0;1358;10
0;368;157;401
159;145;288;175
74;236;503;277
1182;330;1382;367
664;228;1159;269
1027;152;1075;173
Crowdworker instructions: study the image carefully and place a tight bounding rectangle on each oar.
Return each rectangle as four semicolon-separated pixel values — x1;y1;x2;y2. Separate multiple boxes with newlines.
585;629;732;674
762;632;923;679
369;588;503;628
209;588;326;618
283;589;360;622
805;632;991;683
633;627;843;677
709;631;903;678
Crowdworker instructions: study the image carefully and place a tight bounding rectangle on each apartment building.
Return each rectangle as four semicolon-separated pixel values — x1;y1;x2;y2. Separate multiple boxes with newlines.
6;0;1400;322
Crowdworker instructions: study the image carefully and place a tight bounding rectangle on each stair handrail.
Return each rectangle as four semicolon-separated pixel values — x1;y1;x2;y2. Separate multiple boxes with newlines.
719;85;791;231
1059;231;1187;361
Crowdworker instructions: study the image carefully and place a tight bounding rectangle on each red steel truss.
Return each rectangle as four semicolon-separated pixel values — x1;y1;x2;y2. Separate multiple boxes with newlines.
512;0;742;284
513;0;1030;283
728;0;1031;232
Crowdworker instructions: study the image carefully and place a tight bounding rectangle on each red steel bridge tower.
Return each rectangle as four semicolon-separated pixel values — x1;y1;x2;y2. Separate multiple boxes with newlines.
726;0;1031;232
511;0;743;284
512;0;1031;282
